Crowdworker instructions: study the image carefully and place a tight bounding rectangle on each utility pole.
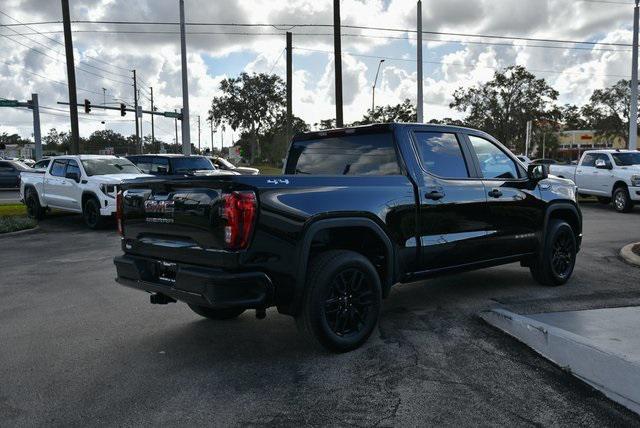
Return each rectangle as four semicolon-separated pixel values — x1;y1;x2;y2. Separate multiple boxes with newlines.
333;0;343;128
139;89;144;153
221;125;225;152
174;108;179;152
179;0;191;155
416;0;424;123
61;0;79;154
133;69;140;152
630;0;639;150
150;86;155;147
286;31;293;139
30;94;42;160
525;120;532;157
197;115;201;153
372;59;385;113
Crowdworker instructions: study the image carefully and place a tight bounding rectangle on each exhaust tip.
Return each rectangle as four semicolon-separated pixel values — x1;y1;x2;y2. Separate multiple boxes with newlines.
150;293;176;305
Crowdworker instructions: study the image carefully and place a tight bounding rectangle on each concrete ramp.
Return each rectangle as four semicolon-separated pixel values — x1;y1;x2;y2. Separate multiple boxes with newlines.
481;306;640;415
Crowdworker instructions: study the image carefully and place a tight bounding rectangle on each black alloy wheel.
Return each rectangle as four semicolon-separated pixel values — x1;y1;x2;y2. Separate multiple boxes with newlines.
323;268;375;338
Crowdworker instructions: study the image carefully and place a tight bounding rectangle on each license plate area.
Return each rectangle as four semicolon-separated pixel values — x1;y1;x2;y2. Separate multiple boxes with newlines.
155;261;177;284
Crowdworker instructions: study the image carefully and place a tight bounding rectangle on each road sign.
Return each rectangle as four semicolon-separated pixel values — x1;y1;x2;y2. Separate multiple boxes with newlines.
163;111;182;119
0;99;19;107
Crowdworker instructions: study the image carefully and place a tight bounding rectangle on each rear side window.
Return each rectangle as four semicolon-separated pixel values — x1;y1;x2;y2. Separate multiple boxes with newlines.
286;132;400;175
413;132;469;178
152;157;169;173
50;160;67;177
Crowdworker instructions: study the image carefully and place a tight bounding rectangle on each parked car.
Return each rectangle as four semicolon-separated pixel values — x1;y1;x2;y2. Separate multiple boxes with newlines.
20;155;151;228
127;154;240;177
18;158;35;167
531;158;558;165
550;149;640;212
209;156;260;175
114;123;582;352
0;160;30;188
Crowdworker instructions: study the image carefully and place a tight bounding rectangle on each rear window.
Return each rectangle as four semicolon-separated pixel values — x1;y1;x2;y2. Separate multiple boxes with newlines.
285;132;400;175
170;157;214;173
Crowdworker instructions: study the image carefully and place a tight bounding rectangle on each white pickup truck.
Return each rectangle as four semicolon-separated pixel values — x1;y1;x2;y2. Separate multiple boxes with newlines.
20;155;151;228
550;149;640;212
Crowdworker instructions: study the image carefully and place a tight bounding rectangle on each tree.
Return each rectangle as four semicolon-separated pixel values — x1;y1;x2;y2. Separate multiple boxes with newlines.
428;117;467;126
582;79;635;144
559;104;589;130
354;99;417;125
0;132;31;146
209;73;286;163
450;65;559;152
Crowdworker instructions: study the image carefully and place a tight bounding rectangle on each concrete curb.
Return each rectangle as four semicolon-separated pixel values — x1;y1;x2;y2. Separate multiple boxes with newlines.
481;308;640;415
620;243;640;267
0;225;39;238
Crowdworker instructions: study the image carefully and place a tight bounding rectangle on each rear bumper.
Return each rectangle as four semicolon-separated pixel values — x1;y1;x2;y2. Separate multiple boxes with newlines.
114;254;273;309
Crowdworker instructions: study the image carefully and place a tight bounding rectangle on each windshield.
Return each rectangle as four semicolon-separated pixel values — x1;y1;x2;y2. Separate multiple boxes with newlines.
81;158;141;176
612;152;640;166
171;156;214;172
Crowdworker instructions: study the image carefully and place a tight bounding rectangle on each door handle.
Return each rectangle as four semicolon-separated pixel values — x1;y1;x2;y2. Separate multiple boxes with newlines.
488;189;503;198
425;190;445;200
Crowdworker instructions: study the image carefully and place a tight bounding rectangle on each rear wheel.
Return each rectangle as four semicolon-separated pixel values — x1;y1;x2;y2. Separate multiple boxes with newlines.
83;197;107;229
188;304;245;320
597;197;611;205
613;186;634;213
530;219;576;287
25;189;45;220
296;250;382;353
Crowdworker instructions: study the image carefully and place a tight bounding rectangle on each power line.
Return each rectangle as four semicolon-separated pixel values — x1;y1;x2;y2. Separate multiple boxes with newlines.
295;46;629;78
269;48;286;73
0;10;132;73
3;20;631;47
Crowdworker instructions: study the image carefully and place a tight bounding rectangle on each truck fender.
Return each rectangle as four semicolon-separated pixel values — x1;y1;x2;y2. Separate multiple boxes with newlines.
542;202;582;251
291;217;396;315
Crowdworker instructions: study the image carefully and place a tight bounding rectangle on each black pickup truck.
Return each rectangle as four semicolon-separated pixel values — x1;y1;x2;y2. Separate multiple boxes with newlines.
114;123;582;352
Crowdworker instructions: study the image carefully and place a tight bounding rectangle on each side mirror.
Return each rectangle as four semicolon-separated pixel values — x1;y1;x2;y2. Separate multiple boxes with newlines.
595;159;612;170
65;171;80;182
528;163;549;182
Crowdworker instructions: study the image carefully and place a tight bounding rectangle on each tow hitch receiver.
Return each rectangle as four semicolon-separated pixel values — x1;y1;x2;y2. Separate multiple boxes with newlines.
150;293;176;305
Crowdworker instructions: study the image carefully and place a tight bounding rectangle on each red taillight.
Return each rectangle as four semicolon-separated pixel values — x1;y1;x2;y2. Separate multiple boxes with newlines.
222;191;257;250
116;191;124;236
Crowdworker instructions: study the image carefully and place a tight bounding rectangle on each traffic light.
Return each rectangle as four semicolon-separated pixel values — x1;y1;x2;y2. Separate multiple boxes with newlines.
120;103;126;117
84;99;91;114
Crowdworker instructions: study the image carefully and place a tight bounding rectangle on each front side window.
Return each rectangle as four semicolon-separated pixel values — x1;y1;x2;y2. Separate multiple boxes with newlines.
66;160;81;178
594;153;612;167
285;132;401;175
50;160;67;177
414;132;469;178
468;135;519;179
151;157;169;173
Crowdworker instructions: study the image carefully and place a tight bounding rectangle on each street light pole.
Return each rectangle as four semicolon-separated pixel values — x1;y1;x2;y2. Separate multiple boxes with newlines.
416;0;424;123
371;59;385;113
629;0;639;150
179;0;191;155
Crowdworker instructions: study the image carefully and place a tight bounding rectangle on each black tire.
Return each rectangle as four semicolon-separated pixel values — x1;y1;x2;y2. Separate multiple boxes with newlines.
83;197;108;229
530;219;576;287
597;197;611;205
188;304;245;320
25;188;45;220
612;186;634;213
295;250;382;353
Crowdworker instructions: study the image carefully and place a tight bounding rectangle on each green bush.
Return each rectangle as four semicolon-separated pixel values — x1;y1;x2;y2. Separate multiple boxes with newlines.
0;216;37;234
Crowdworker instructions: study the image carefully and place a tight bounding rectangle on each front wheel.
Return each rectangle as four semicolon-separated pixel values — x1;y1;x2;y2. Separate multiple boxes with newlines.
613;187;634;213
296;250;382;353
530;219;576;286
188;304;245;320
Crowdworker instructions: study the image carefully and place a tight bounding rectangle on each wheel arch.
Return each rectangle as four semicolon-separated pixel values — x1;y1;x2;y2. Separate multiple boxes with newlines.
544;202;582;250
81;191;100;210
291;217;396;315
612;180;629;194
23;184;45;206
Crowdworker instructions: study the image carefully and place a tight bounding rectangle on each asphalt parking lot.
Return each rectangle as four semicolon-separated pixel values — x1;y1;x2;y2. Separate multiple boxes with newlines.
1;204;639;426
0;189;20;203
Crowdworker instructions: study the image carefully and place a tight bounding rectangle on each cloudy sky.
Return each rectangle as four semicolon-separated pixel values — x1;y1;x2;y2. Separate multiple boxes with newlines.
0;0;634;150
